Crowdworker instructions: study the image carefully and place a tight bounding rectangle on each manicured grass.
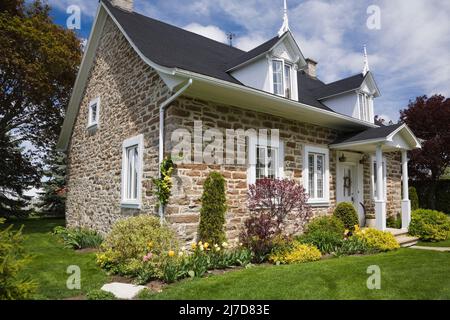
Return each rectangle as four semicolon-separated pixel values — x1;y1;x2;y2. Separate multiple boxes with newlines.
417;239;450;247
7;218;109;300
140;249;450;300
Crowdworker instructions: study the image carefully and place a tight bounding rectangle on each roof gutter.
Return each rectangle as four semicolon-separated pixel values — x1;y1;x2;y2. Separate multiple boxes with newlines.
174;68;378;130
158;78;193;223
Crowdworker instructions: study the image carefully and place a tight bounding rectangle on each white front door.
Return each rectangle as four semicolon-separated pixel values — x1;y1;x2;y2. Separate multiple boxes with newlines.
336;154;364;226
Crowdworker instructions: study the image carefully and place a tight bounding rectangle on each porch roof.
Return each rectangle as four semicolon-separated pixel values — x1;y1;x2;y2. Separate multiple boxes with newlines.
330;123;422;152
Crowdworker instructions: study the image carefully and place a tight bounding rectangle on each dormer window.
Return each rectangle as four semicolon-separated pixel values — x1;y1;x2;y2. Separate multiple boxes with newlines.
358;92;372;122
272;59;293;98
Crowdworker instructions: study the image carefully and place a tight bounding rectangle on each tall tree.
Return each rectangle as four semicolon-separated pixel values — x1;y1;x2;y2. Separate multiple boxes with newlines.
400;95;450;207
37;150;67;217
0;0;81;216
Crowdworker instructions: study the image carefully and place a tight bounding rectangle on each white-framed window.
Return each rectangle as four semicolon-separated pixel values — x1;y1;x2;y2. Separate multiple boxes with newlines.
271;59;294;99
121;134;144;209
272;60;284;96
303;145;330;204
284;64;292;99
371;156;387;201
358;92;372;122
87;97;100;128
248;136;284;185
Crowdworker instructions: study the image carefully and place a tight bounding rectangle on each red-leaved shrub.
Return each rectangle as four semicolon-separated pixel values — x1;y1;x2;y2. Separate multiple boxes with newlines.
240;178;312;261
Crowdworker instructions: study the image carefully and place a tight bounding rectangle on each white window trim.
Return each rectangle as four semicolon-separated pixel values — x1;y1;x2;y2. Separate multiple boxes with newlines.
357;91;373;123
247;135;285;185
370;155;387;201
121;134;144;209
87;97;101;129
303;145;330;205
271;59;285;97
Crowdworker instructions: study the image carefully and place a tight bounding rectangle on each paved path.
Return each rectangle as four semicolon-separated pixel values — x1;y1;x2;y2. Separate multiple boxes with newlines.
101;282;147;299
410;246;450;252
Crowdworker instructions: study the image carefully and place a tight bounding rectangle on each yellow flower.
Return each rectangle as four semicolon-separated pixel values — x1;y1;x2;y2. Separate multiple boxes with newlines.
147;241;153;249
198;241;203;246
222;242;228;248
344;229;350;236
204;242;209;249
191;243;197;250
215;246;221;252
168;250;175;257
199;245;204;251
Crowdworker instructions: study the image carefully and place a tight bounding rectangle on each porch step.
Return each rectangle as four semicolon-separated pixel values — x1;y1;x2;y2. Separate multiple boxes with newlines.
386;228;419;247
396;235;419;248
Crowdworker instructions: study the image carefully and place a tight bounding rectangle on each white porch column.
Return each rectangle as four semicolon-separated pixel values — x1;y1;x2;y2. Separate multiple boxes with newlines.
375;144;386;231
401;150;411;230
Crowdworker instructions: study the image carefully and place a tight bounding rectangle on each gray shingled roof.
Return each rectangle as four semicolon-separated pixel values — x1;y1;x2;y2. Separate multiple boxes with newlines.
226;36;280;70
332;123;403;145
103;0;359;115
311;73;365;99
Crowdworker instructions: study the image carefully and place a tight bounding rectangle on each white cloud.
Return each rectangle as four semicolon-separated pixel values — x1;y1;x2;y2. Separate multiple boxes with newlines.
183;23;228;44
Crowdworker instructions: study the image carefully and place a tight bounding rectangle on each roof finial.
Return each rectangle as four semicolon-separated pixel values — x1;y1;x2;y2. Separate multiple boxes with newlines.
363;45;370;76
278;0;290;37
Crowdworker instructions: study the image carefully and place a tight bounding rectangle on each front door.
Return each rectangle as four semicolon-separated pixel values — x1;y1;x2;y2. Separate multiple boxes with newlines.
337;156;364;226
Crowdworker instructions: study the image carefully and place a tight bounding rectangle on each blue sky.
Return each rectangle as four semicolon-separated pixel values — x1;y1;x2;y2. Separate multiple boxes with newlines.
47;0;450;123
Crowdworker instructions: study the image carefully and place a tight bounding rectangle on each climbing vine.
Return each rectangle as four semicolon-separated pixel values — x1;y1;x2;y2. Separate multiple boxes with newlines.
153;157;175;207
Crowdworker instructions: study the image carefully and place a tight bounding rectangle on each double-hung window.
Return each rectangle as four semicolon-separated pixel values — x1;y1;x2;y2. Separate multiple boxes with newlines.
303;146;330;204
121;135;144;208
358;92;371;122
272;60;284;96
87;97;100;128
248;136;284;184
272;60;293;99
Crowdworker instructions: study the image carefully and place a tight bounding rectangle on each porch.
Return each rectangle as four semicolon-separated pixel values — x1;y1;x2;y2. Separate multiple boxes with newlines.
330;123;422;232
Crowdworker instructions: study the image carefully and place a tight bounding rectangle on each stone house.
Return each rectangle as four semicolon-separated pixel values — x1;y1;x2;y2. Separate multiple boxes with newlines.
57;0;421;242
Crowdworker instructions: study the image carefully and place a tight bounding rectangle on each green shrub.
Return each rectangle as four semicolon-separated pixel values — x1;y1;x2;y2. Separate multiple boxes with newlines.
305;216;345;237
298;216;345;254
86;289;116;300
409;209;450;242
386;214;402;229
96;215;178;276
298;231;342;254
269;241;321;265
333;202;359;231
0;219;37;300
198;172;227;245
353;226;400;251
333;237;372;257
53;226;103;249
409;186;420;211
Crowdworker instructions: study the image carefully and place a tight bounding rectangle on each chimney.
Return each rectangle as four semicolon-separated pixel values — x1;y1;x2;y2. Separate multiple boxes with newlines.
110;0;133;12
305;58;318;78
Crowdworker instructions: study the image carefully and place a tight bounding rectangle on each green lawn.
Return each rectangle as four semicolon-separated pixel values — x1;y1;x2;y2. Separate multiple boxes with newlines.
6;219;450;300
140;249;450;300
417;239;450;247
9;218;109;300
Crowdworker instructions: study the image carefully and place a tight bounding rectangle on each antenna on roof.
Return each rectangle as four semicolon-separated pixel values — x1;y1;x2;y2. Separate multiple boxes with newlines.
363;45;370;76
278;0;290;37
227;32;236;47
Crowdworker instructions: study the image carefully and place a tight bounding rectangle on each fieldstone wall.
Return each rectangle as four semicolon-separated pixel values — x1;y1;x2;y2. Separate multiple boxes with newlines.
164;97;342;242
66;17;169;234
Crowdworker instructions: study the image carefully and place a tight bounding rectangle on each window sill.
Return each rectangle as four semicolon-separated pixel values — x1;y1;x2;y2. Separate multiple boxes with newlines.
308;201;330;208
87;123;98;130
120;201;141;210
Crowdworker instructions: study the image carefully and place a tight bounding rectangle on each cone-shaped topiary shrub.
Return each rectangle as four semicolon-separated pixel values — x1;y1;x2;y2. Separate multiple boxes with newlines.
409;186;420;211
333;202;359;231
198;172;227;244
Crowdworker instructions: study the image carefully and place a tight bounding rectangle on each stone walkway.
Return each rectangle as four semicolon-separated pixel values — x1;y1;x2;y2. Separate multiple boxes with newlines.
101;282;147;300
410;246;450;252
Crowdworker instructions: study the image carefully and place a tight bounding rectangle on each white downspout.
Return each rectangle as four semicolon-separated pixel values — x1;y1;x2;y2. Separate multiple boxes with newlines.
158;78;193;223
